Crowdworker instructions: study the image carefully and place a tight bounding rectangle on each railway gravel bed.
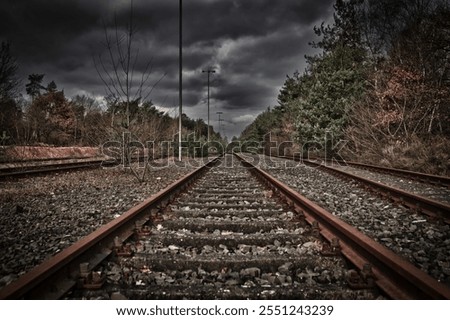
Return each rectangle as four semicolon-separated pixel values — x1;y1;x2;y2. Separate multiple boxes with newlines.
328;163;450;205
0;161;194;291
66;155;382;299
253;155;450;288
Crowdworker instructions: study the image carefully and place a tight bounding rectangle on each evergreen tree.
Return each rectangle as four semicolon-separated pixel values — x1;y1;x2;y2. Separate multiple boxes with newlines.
46;80;57;93
292;0;367;154
0;41;21;143
277;71;302;108
0;41;20;101
25;74;46;100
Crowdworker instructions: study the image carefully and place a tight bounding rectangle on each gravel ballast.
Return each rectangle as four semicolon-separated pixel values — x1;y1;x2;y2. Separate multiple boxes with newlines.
253;155;450;287
330;163;450;205
0;161;194;290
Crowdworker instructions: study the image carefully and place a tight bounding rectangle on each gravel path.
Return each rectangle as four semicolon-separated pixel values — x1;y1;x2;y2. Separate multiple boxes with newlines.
0;161;194;290
253;155;450;287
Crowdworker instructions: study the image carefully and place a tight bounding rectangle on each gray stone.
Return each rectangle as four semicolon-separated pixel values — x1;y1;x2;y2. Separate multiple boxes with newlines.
278;262;293;274
111;292;128;300
240;267;261;279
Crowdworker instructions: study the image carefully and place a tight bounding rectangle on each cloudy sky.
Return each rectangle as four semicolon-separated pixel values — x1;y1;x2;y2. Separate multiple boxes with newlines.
0;0;335;138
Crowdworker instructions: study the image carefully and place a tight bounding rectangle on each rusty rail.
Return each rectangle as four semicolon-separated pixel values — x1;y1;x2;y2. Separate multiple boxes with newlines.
235;153;450;299
0;159;105;178
0;155;150;178
298;158;450;223
0;157;219;299
318;158;450;188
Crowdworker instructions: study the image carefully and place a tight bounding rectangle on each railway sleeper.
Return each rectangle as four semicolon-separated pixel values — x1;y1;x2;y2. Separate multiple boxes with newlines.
166;209;288;219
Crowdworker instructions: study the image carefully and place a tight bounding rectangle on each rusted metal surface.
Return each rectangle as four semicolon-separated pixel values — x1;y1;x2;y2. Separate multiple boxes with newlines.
299;158;450;222
281;154;449;188
0;157;219;299
0;159;104;178
0;155;148;178
235;153;450;299
327;159;450;188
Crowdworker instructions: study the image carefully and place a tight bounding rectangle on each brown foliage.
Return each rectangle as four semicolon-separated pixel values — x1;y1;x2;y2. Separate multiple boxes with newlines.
26;91;76;146
345;63;449;175
344;5;450;175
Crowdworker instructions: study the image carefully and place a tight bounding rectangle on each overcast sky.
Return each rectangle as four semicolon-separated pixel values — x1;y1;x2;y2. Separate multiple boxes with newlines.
0;0;335;139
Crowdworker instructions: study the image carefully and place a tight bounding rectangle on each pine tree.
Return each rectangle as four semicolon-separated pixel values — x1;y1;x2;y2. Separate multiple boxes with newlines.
0;42;21;143
0;41;20;101
25;74;46;100
292;0;367;155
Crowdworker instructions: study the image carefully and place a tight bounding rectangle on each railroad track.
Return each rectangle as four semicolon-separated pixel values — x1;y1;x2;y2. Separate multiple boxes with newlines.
272;155;450;223
0;158;106;178
0;155;150;178
1;154;449;299
323;159;450;188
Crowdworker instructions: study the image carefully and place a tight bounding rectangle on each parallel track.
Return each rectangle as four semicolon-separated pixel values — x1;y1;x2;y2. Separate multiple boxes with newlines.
0;156;151;178
0;159;105;178
273;155;450;223
328;159;450;188
1;154;449;299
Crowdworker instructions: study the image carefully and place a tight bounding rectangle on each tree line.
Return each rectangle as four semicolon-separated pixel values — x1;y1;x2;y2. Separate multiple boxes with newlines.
0;44;220;152
241;0;450;174
0;0;224;160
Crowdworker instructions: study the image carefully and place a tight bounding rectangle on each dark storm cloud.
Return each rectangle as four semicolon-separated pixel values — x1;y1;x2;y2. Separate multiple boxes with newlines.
214;80;272;110
183;0;333;44
0;0;335;137
0;0;101;61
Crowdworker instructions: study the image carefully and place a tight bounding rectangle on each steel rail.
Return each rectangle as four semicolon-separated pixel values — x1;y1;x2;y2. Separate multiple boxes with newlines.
0;162;101;178
0;157;219;299
277;154;449;188
270;154;449;222
0;156;157;178
235;153;450;299
0;159;105;178
299;156;450;188
298;158;450;222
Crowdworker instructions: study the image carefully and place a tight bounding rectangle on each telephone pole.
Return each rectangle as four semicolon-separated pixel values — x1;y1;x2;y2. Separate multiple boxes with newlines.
202;68;215;142
178;0;182;161
216;111;223;137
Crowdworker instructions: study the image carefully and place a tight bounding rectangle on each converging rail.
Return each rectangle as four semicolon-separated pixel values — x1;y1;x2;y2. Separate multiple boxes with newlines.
303;159;450;223
273;155;450;223
328;159;450;188
1;154;449;299
0;158;106;178
0;156;149;178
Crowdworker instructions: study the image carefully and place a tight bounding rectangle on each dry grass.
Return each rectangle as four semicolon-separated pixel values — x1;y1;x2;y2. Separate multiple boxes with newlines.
350;135;450;176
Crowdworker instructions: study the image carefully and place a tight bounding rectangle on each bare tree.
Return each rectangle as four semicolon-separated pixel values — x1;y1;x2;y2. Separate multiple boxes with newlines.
93;0;165;130
93;0;166;182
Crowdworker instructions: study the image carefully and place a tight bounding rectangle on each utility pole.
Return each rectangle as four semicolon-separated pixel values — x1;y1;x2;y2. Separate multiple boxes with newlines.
202;68;215;142
216;111;223;137
178;0;182;161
